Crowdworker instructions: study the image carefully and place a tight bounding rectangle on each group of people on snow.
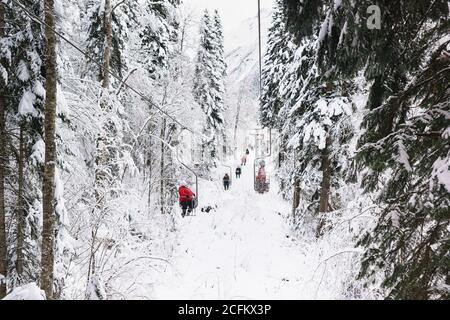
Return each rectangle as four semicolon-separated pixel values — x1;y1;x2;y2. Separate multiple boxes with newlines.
179;147;268;217
222;148;250;191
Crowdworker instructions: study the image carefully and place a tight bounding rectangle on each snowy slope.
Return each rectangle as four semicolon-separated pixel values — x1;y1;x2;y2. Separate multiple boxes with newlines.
223;9;272;157
151;151;373;300
152;152;311;299
2;283;46;300
225;9;271;88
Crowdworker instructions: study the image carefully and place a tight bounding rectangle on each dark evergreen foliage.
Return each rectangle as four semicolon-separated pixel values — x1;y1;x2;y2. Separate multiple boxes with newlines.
193;10;227;172
85;0;139;82
263;0;450;298
140;0;181;79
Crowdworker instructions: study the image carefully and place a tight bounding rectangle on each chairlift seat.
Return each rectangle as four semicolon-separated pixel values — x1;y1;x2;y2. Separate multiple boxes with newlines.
254;177;270;194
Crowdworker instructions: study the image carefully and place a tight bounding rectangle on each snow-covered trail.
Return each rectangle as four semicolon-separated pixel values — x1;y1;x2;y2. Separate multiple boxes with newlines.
152;152;324;300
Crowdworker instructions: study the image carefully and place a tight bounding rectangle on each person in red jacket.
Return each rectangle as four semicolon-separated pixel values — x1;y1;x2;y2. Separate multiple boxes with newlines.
178;181;196;217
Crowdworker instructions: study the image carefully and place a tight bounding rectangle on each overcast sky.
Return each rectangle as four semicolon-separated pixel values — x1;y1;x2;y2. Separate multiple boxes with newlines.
185;0;275;33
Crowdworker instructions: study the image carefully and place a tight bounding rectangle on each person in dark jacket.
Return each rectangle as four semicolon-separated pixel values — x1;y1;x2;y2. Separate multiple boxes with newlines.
235;166;242;179
178;181;196;217
223;174;231;190
246;148;250;155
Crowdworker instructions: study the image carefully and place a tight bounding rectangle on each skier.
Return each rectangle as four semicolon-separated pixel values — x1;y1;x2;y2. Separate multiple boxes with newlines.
223;174;231;191
235;166;242;179
241;154;247;166
178;181;196;218
246;148;250;155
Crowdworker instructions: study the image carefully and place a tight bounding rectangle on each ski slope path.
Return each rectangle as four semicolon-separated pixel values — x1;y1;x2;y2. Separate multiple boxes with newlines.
152;153;325;299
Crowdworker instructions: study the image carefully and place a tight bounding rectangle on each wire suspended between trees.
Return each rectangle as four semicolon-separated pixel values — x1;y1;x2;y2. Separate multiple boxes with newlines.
10;0;196;135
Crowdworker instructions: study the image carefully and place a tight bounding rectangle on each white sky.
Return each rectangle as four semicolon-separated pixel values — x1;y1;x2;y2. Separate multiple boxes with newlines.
185;0;275;33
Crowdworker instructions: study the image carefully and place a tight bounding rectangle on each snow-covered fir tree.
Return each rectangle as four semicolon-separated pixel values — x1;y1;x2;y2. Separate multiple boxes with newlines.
84;0;139;82
140;0;181;79
212;10;227;79
262;0;358;238
354;1;450;299
262;0;450;298
260;0;294;128
193;10;227;173
0;0;45;289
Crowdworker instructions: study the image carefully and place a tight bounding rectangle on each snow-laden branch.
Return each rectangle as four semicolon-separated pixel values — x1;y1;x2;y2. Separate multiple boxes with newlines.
310;248;364;282
321;248;364;264
112;0;174;13
116;68;138;95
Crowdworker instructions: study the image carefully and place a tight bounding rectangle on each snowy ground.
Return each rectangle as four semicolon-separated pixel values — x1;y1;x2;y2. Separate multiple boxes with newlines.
152;152;351;300
3;283;46;300
3;151;374;300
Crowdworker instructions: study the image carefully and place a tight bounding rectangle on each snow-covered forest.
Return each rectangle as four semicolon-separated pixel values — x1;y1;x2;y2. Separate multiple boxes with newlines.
0;0;449;300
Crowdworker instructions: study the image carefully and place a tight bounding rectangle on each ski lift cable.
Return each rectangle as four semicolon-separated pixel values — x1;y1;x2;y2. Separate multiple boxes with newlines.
10;0;195;135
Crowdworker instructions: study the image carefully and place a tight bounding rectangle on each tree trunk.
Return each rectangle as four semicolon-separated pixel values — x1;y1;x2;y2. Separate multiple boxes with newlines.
180;18;187;54
0;0;7;299
292;179;301;224
147;137;153;215
317;137;332;237
222;134;227;159
319;137;332;213
41;0;58;299
160;119;166;215
278;136;285;168
94;0;112;204
233;90;243;159
94;0;113;205
102;0;112;90
16;126;25;277
90;0;113;292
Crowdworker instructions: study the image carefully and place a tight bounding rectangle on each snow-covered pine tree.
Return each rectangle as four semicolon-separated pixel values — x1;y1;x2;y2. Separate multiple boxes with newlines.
267;0;323;202
0;0;75;299
193;10;215;171
193;10;226;173
212;10;227;79
84;0;139;83
0;0;46;289
0;0;7;299
136;1;182;215
355;1;450;299
265;1;357;237
260;0;294;128
88;0;127;298
270;0;450;298
140;0;181;79
283;0;324;40
211;10;227;158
